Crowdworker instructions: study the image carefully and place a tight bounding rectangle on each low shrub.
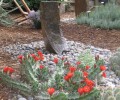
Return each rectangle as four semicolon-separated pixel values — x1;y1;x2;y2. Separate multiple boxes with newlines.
77;2;120;29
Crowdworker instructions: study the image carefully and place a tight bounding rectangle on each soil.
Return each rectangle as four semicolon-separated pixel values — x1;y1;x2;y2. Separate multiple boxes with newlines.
0;12;120;99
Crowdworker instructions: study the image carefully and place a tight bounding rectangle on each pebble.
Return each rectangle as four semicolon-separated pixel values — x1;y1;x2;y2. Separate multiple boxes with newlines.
18;98;27;100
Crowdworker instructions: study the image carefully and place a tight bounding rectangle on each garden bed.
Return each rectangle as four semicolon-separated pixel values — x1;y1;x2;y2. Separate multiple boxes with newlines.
0;12;120;99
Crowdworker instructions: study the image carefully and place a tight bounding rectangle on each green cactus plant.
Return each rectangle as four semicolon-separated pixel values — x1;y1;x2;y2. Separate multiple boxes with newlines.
0;51;108;100
100;87;120;100
109;48;120;77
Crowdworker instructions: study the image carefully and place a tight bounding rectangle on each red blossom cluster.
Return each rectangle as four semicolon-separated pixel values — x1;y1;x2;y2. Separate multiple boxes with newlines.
100;65;107;78
3;66;15;75
31;51;44;61
18;51;44;63
78;76;95;95
64;66;77;81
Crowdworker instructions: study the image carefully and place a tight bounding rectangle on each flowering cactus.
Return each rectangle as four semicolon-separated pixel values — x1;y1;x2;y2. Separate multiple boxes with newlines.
0;50;107;99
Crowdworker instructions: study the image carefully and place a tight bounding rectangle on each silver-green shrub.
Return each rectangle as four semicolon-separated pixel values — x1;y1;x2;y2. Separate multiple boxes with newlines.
109;48;120;77
77;2;120;29
100;87;120;100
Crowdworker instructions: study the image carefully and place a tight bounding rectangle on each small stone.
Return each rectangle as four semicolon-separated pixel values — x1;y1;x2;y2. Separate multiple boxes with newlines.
17;95;23;98
18;98;27;100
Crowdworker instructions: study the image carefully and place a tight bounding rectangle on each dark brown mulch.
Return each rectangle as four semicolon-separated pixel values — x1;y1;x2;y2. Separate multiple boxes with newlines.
61;23;120;51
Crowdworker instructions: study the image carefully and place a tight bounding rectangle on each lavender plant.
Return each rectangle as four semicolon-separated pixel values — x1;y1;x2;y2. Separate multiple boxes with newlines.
77;2;120;29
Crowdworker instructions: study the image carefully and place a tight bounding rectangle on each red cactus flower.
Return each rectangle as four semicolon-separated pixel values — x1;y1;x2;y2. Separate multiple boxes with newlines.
31;54;36;58
47;88;55;96
83;85;91;93
85;65;90;70
64;75;70;81
39;65;45;69
69;66;76;72
53;58;59;64
3;67;15;74
67;72;74;78
8;67;15;74
102;72;106;78
78;87;84;95
34;56;40;61
76;61;81;65
38;51;43;56
3;67;9;73
18;55;24;60
83;71;88;78
100;65;106;71
40;55;44;61
38;51;44;61
84;78;94;86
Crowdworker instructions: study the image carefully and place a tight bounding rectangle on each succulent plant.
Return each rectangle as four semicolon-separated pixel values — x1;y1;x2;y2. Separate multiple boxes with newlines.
100;87;120;100
0;51;107;100
109;48;120;77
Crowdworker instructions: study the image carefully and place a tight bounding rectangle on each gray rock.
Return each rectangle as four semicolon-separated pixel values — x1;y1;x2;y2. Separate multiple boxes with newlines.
18;98;27;100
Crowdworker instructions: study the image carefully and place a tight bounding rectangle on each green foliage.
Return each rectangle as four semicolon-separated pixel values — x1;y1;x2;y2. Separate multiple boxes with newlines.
100;87;120;100
78;50;95;67
0;71;31;96
109;48;120;77
77;2;120;29
0;6;14;26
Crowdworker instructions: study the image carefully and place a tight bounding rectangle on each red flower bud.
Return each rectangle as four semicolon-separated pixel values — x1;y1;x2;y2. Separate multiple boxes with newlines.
39;65;45;69
102;72;106;78
69;66;76;72
100;65;106;71
84;78;94;86
18;55;24;60
47;88;55;96
85;65;90;70
78;87;84;95
3;67;15;74
64;75;70;81
3;67;9;73
83;71;88;78
83;85;91;93
53;58;59;64
76;61;81;65
34;56;40;61
38;51;44;61
67;72;74;78
8;67;15;74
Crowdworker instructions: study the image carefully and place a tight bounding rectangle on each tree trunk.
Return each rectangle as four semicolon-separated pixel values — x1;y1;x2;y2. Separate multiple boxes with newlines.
40;1;68;54
75;0;87;17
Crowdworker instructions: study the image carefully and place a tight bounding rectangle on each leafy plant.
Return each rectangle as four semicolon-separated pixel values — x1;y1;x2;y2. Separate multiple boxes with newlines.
0;50;107;99
100;87;120;100
109;48;120;77
77;2;120;29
